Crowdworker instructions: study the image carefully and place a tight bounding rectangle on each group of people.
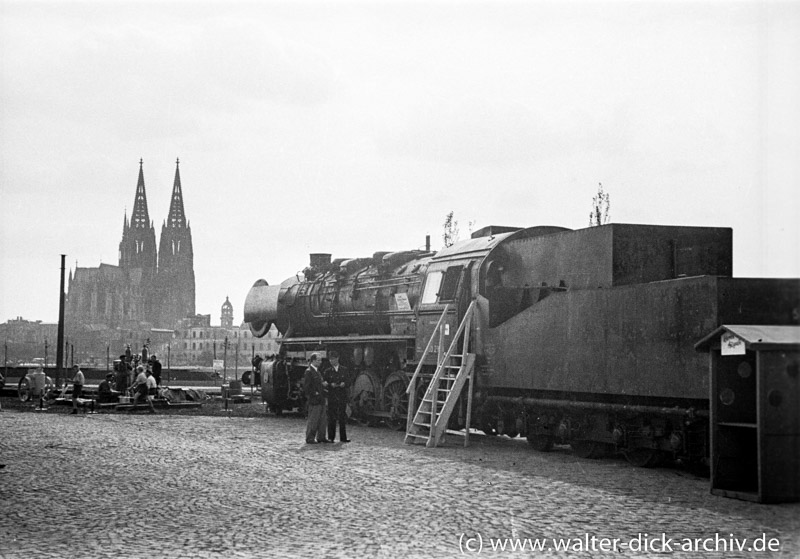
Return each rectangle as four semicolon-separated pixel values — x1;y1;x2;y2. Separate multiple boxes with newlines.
107;344;162;412
64;342;163;413
303;350;351;444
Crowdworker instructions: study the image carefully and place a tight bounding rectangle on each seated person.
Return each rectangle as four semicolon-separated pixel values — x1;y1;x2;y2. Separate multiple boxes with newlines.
130;366;155;413
97;372;119;403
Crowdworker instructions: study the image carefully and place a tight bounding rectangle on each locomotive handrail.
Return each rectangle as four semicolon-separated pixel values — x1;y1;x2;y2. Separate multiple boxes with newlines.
427;299;476;445
426;299;475;406
352;279;422;291
405;299;476;444
406;304;452;394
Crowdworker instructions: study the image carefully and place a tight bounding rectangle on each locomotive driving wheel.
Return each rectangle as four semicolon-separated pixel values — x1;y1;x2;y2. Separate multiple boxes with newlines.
382;373;409;431
350;371;380;426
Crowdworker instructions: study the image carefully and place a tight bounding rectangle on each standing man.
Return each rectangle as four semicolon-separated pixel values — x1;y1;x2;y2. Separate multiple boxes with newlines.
114;355;128;393
303;353;330;444
150;355;162;387
70;364;85;415
324;350;351;443
143;369;158;413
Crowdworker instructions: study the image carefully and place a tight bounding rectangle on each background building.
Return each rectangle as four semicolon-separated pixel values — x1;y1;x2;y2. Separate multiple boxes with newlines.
0;317;58;365
158;298;281;368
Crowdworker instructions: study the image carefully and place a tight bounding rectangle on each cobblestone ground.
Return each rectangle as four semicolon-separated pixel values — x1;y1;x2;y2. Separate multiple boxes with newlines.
1;407;798;558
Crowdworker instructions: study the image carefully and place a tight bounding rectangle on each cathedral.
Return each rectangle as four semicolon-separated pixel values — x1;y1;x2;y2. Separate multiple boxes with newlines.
66;159;196;332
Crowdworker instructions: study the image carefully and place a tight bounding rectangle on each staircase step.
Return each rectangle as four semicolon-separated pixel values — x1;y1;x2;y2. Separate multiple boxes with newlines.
413;421;431;428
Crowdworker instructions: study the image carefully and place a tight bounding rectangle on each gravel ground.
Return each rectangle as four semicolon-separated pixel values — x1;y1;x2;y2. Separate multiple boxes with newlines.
1;397;798;559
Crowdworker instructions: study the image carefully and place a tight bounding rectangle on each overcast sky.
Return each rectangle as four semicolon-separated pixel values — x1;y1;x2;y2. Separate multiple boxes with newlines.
1;0;799;326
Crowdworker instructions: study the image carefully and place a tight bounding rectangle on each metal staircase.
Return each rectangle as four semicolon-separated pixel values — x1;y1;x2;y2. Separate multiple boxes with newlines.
405;300;476;448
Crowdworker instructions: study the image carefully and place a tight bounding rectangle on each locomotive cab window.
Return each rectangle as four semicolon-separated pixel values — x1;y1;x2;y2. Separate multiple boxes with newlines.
438;265;463;302
421;271;442;305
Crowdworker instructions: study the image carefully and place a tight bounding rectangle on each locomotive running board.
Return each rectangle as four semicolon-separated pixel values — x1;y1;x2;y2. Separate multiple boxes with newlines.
405;300;476;448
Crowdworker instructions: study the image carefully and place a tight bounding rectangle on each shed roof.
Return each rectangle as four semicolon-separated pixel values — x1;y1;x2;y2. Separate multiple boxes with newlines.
695;324;800;352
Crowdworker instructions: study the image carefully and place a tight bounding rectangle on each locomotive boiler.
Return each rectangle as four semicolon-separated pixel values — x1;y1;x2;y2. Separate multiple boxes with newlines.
244;223;800;466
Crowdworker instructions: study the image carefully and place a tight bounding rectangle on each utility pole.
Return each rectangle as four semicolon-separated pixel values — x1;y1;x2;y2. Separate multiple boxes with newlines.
56;254;66;388
234;340;239;382
223;336;228;383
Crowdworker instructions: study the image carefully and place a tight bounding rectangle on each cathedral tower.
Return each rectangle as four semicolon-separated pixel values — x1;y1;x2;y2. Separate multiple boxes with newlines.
119;159;157;272
67;158;196;334
156;158;196;327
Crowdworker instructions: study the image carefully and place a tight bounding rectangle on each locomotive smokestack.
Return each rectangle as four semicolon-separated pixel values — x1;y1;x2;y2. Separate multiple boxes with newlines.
309;253;331;269
425;235;430;252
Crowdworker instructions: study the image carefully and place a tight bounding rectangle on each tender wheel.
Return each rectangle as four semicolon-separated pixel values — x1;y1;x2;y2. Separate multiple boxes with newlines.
624;448;664;468
571;440;608;459
18;377;31;402
503;412;519;438
526;433;554;452
479;402;499;436
381;373;409;431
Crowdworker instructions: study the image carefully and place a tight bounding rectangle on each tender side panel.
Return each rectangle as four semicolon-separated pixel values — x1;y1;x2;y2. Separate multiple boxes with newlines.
483;276;799;402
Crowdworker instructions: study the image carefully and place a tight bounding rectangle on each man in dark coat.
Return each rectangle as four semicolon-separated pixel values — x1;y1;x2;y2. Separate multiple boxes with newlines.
114;356;128;393
150;355;162;387
100;372;122;404
303;353;330;444
324;350;350;442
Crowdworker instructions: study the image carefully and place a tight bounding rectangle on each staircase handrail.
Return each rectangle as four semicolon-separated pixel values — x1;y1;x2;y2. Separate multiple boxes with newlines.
428;300;475;426
427;300;475;391
406;303;451;394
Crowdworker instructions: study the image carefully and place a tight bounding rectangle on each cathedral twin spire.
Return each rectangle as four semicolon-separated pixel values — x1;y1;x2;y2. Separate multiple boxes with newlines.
167;158;187;229
120;158;189;272
130;158;152;230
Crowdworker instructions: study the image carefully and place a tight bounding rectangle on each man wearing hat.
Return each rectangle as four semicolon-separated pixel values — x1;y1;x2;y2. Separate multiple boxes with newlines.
324;350;351;443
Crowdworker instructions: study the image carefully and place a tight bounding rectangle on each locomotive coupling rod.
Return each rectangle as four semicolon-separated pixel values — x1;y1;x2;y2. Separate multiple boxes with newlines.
490;396;709;418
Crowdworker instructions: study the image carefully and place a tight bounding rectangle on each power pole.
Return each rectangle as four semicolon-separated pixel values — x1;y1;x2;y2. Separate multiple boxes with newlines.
56;254;66;387
223;336;228;383
234;340;239;382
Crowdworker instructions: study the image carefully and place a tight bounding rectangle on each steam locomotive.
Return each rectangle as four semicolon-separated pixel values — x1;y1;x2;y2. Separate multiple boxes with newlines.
244;223;799;466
